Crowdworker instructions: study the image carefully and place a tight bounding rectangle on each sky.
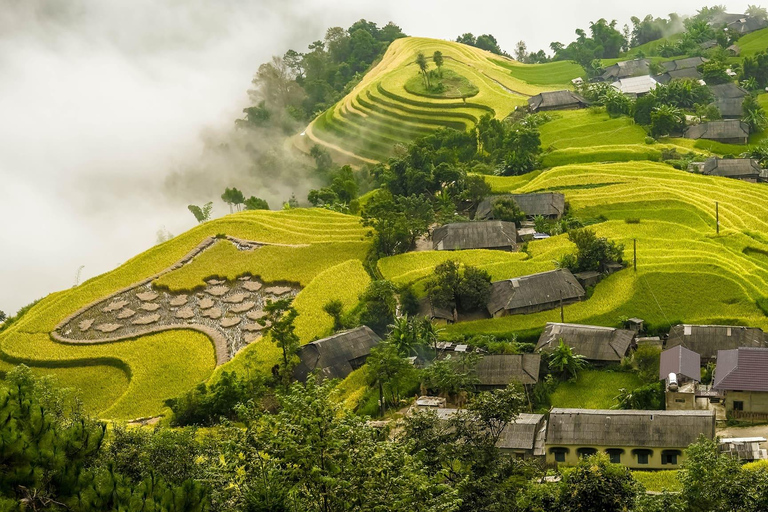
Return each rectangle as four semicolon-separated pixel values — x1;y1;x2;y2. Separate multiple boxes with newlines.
0;0;755;315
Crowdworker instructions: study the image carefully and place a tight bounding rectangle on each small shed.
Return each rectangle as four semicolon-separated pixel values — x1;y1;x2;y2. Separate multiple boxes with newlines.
573;270;602;289
536;322;635;363
432;220;517;251
487;269;586;317
699;157;764;182
528;90;589;112
293;326;381;382
475;353;541;389
476;193;565;220
684;119;750;144
666;324;766;363
660;345;701;382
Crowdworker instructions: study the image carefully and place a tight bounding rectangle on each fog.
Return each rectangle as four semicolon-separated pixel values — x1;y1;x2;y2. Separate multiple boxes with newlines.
0;0;754;315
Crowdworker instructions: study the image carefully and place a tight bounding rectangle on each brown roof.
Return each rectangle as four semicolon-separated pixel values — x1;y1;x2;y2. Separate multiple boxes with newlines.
713;347;768;392
547;408;716;448
487;269;585;316
476;354;541;386
294;326;381;382
432;220;517;251
666;324;766;361
684;120;750;141
701;157;762;178
536;322;635;363
528;90;589;112
660;345;701;381
476;193;565;220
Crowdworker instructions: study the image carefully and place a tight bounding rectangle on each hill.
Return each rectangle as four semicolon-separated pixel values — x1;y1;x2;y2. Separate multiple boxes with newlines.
296;37;553;164
0;209;372;419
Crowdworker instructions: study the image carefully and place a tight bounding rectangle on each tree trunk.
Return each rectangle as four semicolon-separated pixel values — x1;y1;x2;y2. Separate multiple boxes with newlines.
379;380;385;418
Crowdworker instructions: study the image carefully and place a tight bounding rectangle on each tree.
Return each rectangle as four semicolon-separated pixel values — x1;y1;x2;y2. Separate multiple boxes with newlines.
222;187;246;213
0;310;5;322
388;315;421;356
515;40;527;62
456;33;477;46
475;34;503;55
491;197;526;227
559;453;640;512
366;340;412;416
361;191;435;256
548;338;588;379
700;60;731;85
244;196;270;210
427;260;461;310
650;104;685;137
602;88;633;118
261;298;300;384
415;52;430;87
433;50;444;77
188;202;213;223
564;228;624;272
746;5;768;20
358;280;398;335
457;266;492;312
322;299;345;331
743;93;768;132
422;352;481;399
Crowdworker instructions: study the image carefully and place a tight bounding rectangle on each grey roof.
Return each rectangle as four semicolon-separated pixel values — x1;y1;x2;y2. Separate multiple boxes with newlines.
701;157;763;178
611;75;658;95
536;322;635;363
418;297;454;321
476;193;565;220
711;12;749;25
713;347;768;392
432;220;517;251
487;269;585;316
547;408;716;448
727;16;768;35
601;59;650;80
709;83;750;100
476;354;541;386
661;57;708;72
684;119;750;141
660;345;701;381
715;97;746;118
528;90;589;112
666;324;766;361
497;413;546;452
294;326;381;382
656;68;703;85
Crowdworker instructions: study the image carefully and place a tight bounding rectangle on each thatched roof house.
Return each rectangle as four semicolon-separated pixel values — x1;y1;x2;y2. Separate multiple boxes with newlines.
666;324;766;363
611;75;658;97
685;119;750;144
727;16;768;35
661;57;708;72
660;345;701;382
476;193;565;220
432;220;517;251
487;269;585;317
713;347;768;392
546;408;715;468
475;354;541;388
700;157;764;182
294;326;381;382
528;90;589;112
656;68;703;85
536;322;635;363
600;59;650;81
709;83;749;119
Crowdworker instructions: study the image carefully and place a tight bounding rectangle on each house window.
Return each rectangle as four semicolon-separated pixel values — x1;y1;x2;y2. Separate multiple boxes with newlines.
661;450;681;465
606;449;624;464
550;448;568;463
576;447;597;458
633;449;653;465
734;400;744;411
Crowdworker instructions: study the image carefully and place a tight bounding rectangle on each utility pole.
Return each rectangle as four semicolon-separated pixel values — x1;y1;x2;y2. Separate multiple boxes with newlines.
633;239;637;272
716;201;720;235
559;290;564;323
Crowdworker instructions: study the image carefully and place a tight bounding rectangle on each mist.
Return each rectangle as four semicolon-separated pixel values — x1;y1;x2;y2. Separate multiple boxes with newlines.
0;0;756;315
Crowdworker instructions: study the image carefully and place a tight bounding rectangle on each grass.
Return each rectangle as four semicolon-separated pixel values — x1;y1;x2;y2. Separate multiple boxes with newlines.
0;209;373;420
733;27;768;57
632;470;682;492
539;109;649;150
404;68;480;98
550;370;643;409
491;59;585;86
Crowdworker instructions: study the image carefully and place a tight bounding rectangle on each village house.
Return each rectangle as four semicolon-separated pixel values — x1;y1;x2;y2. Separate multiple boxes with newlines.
486;269;586;317
692;157;766;183
546;408;716;469
535;322;636;364
599;59;650;81
432;220;517;251
666;324;767;364
655;68;703;85
476;193;566;221
713;347;768;419
418;297;456;325
655;57;707;85
727;16;768;35
293;326;381;382
684;119;751;144
527;90;589;113
709;83;749;119
475;353;541;391
611;75;658;98
660;345;702;410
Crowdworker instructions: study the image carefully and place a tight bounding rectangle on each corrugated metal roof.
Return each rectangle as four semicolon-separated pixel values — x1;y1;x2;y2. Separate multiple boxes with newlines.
536;322;635;363
611;75;658;95
547;408;716;447
294;326;381;382
713;347;768;392
487;269;585;316
528;90;589;112
476;354;541;386
660;345;701;381
432;220;517;251
667;324;766;361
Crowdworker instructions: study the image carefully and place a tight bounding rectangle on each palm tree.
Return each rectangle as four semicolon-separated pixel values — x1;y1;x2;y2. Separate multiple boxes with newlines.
388;315;418;356
433;51;444;77
548;338;588;379
415;52;430;88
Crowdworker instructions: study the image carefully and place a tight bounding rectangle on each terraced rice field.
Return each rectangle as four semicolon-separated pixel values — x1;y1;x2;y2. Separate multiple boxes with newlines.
300;37;549;164
381;162;768;340
0;209;372;419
